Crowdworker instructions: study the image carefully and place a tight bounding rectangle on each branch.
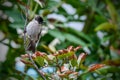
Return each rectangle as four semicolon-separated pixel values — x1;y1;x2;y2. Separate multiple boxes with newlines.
28;53;46;80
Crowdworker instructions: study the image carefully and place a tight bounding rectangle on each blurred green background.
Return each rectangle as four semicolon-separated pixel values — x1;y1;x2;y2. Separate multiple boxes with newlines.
0;0;120;80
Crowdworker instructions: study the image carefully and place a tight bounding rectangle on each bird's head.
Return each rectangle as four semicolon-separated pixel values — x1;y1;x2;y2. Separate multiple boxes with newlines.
35;16;44;24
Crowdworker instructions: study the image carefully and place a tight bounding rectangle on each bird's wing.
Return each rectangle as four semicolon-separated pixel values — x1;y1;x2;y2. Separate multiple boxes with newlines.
24;32;36;52
24;33;31;51
35;26;42;47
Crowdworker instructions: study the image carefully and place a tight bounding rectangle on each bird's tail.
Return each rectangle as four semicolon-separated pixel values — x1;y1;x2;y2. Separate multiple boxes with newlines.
24;34;36;53
27;41;36;53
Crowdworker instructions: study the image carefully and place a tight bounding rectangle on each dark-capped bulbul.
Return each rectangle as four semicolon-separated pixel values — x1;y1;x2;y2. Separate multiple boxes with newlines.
24;16;44;53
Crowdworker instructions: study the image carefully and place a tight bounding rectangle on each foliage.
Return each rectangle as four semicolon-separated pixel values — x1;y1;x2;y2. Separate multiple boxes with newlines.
21;46;106;80
0;0;120;80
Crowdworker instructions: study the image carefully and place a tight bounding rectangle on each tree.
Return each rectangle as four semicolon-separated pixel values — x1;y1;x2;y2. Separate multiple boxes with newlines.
0;0;120;80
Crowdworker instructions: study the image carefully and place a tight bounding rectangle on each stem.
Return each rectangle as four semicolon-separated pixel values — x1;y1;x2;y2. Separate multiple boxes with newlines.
105;0;118;24
31;3;38;19
56;57;62;73
0;38;6;42
82;10;95;33
28;53;46;80
82;0;100;33
30;0;33;11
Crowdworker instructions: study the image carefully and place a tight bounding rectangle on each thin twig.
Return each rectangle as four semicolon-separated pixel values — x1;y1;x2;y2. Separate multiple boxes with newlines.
0;38;6;42
56;57;62;73
28;53;46;80
24;1;46;80
17;0;30;9
23;0;46;79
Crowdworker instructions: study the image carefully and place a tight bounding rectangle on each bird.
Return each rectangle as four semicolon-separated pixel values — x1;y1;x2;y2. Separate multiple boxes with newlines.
23;16;44;53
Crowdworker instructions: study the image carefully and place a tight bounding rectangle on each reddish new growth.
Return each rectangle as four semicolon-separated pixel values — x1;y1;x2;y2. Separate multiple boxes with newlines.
53;46;82;56
88;64;105;72
78;53;87;60
20;45;106;79
20;46;82;64
58;70;78;78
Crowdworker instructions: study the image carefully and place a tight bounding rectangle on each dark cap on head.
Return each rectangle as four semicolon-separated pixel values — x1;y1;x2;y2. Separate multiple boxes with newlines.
35;16;43;24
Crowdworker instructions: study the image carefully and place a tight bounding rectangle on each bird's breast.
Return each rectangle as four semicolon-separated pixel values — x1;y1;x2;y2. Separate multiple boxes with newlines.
26;21;41;40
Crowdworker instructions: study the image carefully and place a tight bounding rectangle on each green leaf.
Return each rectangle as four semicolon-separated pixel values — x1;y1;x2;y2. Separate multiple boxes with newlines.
57;51;74;60
70;58;78;67
48;29;65;42
103;59;120;66
97;66;120;74
95;22;117;32
9;22;24;29
35;56;44;66
64;33;86;46
5;10;23;22
68;28;94;44
46;0;60;10
57;54;66;59
110;50;120;59
106;0;118;23
67;52;74;57
101;35;113;42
